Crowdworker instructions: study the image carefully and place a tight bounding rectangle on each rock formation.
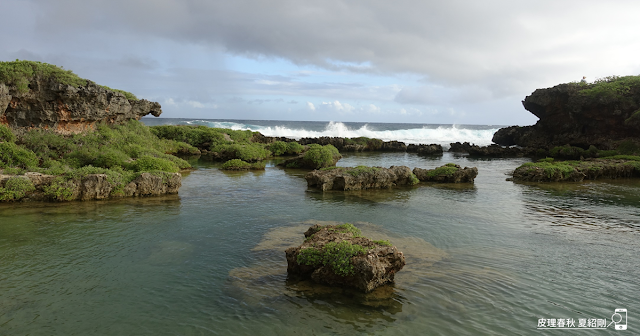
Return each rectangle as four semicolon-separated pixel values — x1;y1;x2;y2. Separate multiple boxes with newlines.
493;79;640;149
407;143;443;155
0;172;181;202
305;166;417;191
0;79;161;134
285;223;405;293
413;164;478;183
510;159;640;182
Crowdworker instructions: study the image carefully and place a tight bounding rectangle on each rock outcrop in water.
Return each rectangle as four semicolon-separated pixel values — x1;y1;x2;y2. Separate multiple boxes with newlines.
492;78;640;149
413;163;478;183
0;78;161;134
285;223;405;293
305;166;418;191
510;159;640;182
0;172;181;202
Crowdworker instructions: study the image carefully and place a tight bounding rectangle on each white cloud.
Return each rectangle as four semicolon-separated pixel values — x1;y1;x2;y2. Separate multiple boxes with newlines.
187;100;205;108
307;102;316;111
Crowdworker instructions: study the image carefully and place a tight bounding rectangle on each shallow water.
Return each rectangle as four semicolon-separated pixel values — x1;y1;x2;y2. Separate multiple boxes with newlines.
1;152;638;335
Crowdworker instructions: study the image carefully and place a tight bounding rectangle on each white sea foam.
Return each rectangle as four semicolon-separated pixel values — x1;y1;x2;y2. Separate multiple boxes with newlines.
185;120;498;147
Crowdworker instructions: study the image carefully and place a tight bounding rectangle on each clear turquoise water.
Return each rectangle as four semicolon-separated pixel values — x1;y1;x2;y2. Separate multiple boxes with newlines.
1;152;638;335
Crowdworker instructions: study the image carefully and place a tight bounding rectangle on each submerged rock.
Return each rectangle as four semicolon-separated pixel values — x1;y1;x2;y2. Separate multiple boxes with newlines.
413;164;478;183
285;223;405;293
305;166;418;191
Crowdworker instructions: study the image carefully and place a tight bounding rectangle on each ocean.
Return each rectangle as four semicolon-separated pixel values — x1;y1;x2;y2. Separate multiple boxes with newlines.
140;118;503;148
0;119;638;335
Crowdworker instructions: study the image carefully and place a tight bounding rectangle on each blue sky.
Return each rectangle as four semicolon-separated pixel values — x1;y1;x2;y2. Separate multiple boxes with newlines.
3;0;640;125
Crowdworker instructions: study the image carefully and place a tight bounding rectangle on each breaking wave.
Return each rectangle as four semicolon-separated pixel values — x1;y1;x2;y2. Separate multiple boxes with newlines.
180;120;499;147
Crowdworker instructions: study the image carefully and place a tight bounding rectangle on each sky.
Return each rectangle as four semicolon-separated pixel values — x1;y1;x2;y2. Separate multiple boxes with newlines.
2;0;640;126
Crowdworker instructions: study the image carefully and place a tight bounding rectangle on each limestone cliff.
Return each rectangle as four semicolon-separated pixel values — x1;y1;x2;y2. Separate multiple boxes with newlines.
493;77;640;149
0;76;161;134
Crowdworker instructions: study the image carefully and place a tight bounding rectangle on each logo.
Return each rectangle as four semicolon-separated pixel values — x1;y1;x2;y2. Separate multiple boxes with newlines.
537;308;627;330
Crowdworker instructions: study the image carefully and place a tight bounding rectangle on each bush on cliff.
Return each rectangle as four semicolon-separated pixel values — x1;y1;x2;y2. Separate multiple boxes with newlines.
0;124;16;143
0;60;137;100
578;75;640;103
0;142;38;169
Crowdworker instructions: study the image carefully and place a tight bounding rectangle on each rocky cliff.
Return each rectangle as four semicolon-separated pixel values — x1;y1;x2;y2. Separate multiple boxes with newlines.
493;77;640;149
0;68;161;134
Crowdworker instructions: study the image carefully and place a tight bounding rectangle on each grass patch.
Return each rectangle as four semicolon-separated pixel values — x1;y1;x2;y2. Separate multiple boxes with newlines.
0;124;15;143
373;240;392;247
0;60;87;93
520;161;577;178
297;241;370;277
346;166;380;177
426;166;458;178
578;75;640;103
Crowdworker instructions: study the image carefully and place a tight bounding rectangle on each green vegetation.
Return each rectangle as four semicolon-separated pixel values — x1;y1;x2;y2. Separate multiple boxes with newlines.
409;173;420;185
0;60;87;93
0;124;16;143
519;161;579;179
426;165;458;178
221;159;266;170
269;141;304;156
151;125;255;148
600;155;640;161
577;75;640;103
0;60;136;100
303;144;341;169
0;142;39;169
297;241;370;277
373;240;392;247
0;120;195;201
211;143;271;162
0;177;35;201
98;85;138;101
616;140;640;155
346;165;380;177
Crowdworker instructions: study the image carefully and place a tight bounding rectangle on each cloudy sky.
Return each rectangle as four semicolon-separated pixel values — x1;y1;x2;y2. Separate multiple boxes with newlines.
3;0;640;125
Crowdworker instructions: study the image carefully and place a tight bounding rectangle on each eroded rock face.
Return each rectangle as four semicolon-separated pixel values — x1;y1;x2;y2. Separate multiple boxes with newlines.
407;143;443;155
0;79;161;134
492;83;640;149
413;164;478;183
305;166;415;191
448;142;541;158
285;224;405;293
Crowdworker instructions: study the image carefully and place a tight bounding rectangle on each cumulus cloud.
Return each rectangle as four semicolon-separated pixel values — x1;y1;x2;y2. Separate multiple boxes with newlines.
307;102;316;111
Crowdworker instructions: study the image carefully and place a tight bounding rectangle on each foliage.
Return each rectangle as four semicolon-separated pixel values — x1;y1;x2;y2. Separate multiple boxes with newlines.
212;143;271;162
0;124;15;143
98;85;138;101
0;142;38;168
373;240;392;247
600;155;640;161
129;155;180;173
444;163;458;167
346;165;380;177
0;60;87;93
0;177;35;201
538;157;554;163
221;159;265;170
303;144;341;169
426;165;458;177
332;223;362;237
616;140;640;155
297;241;370;277
520;161;577;179
578;75;640;103
151;125;255;148
269;141;304;156
409;173;420;185
43;177;75;201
